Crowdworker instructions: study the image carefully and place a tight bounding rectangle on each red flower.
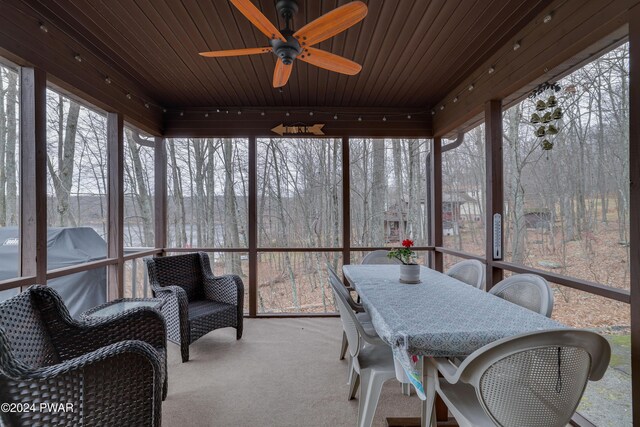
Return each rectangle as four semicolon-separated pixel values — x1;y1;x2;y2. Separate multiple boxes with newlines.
402;239;414;248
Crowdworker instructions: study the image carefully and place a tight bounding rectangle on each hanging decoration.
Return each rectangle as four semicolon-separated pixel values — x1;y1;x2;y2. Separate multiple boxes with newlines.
529;82;563;151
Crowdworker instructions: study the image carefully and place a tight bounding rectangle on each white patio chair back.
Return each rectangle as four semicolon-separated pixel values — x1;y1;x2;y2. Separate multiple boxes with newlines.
328;265;361;312
451;329;610;427
329;268;398;427
328;265;375;364
329;270;364;360
489;273;554;317
361;250;401;265
445;259;485;289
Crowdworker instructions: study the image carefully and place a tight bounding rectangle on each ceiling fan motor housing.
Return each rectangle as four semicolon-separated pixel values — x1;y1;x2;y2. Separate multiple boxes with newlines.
270;31;302;65
276;0;299;20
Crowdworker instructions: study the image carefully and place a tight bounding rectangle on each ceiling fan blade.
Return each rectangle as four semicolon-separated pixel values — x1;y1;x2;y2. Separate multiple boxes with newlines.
199;47;272;57
229;0;286;42
273;60;293;88
293;1;367;47
299;48;362;75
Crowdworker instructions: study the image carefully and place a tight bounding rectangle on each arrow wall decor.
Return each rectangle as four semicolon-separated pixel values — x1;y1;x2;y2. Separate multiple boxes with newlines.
271;123;325;136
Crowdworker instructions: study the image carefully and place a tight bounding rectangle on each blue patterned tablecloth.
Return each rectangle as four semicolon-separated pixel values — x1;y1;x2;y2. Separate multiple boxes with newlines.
342;264;562;399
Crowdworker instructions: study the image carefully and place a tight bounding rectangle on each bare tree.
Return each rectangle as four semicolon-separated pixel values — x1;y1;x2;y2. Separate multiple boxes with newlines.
47;96;80;226
125;129;154;246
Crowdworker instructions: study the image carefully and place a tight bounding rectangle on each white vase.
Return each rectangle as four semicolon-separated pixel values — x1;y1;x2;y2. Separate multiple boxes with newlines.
400;264;421;283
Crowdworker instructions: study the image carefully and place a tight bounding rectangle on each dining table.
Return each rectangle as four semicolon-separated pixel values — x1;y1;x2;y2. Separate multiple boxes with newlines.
342;264;562;427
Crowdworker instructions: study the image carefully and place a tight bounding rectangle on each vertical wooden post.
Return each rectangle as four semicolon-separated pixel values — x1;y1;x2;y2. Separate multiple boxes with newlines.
19;67;47;284
107;112;124;300
248;135;257;316
430;137;443;271
154;136;167;251
628;6;640;425
342;136;350;266
485;100;504;290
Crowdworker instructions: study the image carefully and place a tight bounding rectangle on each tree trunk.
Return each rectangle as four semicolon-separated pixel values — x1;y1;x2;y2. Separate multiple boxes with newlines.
206;139;216;247
5;71;18;226
371;139;386;245
127;130;154;246
191;139;206;247
595;73;607;224
392;138;405;238
269;140;299;309
48;98;80;227
223;138;242;275
504;106;526;263
0;71;6;226
168;139;187;246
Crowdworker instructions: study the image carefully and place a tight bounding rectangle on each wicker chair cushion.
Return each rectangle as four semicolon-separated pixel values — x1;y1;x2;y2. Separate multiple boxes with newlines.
188;300;236;321
188;300;237;342
150;254;204;301
0;291;60;368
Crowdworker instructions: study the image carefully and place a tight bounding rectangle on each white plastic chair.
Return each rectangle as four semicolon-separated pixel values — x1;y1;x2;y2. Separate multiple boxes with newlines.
445;259;485;290
361;250;402;265
423;329;610;427
359;253;412;395
329;272;397;427
328;266;374;361
489;274;554;317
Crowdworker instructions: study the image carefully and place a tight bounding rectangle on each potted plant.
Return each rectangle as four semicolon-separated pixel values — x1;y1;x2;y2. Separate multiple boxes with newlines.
388;239;421;283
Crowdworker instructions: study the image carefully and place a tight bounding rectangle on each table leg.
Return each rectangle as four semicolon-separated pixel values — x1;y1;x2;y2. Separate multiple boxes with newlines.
402;382;411;396
435;396;449;422
419;357;451;427
420;358;437;427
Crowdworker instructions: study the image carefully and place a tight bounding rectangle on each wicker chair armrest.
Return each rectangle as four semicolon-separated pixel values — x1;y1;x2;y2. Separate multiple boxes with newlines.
1;340;162;427
155;284;186;299
28;340;161;380
53;307;166;360
155;285;189;311
198;252;243;306
202;274;243;306
154;285;189;339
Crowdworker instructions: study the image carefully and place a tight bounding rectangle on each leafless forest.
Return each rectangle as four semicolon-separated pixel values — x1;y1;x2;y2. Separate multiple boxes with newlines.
0;44;631;324
443;44;630;329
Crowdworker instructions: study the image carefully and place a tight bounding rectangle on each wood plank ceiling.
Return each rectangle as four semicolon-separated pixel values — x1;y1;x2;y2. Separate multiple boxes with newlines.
24;0;551;110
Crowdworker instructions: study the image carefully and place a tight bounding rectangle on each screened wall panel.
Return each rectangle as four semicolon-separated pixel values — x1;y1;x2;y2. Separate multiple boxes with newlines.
123;127;155;250
350;138;430;247
502;43;630;291
257;251;340;314
0;63;20;282
46;89;108;268
166;138;248;249
442;125;486;256
257;138;342;248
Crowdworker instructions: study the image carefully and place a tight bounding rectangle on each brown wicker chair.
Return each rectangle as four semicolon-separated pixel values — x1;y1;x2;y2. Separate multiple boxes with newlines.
0;285;166;427
145;252;244;362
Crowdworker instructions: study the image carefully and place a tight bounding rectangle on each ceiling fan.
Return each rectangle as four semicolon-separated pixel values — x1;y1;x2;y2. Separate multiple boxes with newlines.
199;0;368;88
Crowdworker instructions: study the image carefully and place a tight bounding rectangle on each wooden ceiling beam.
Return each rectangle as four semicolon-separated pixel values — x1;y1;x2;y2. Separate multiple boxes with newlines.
162;108;432;138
